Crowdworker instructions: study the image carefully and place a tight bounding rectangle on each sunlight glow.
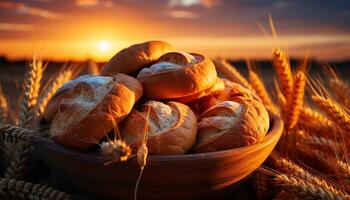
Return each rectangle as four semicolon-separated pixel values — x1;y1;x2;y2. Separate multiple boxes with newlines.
97;41;111;52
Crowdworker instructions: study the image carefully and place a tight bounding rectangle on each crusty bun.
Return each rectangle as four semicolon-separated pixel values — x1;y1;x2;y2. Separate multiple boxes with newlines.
101;41;174;75
192;99;269;153
120;101;197;155
189;79;261;115
49;74;143;149
136;52;217;100
172;78;225;104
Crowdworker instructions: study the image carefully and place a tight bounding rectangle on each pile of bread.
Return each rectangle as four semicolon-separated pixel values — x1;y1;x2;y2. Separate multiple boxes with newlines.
43;41;270;155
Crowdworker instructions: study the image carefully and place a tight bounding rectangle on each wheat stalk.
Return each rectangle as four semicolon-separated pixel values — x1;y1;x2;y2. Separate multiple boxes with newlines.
19;58;44;128
312;95;350;133
0;178;71;200
275;174;349;200
214;59;254;91
273;48;293;104
36;70;72;117
286;70;306;130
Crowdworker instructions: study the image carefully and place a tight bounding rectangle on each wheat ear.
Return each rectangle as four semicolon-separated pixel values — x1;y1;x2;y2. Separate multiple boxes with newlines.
274;157;349;197
0;125;36;143
275;174;349;200
253;171;270;200
329;78;350;109
273;190;298;200
0;178;71;200
312;95;350;133
337;161;350;177
273;48;293;104
19;58;44;128
36;70;72;117
286;70;306;130
0;85;8;125
214;59;254;91
248;67;276;113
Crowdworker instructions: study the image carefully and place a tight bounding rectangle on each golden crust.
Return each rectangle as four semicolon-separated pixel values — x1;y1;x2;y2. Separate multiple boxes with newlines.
192;99;269;153
101;41;174;75
137;53;217;100
172;78;225;104
120;101;197;155
188;79;261;115
49;74;143;149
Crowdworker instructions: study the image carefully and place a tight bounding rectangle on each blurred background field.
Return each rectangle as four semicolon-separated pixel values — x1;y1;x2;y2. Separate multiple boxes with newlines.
1;56;350;109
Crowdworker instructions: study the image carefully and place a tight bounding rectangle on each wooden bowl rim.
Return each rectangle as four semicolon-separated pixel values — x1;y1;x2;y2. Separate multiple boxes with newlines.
36;114;283;162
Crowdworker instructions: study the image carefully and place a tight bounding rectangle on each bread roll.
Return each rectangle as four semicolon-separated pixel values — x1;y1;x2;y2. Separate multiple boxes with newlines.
192;99;269;153
172;78;225;104
101;41;174;75
137;52;217;100
120;101;197;155
49;74;143;149
189;79;261;115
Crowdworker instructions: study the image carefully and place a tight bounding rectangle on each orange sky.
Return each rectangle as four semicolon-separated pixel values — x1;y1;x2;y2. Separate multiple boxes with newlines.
0;0;349;61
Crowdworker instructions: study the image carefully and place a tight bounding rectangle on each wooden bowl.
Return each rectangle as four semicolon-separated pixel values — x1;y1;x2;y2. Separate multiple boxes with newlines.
34;114;283;200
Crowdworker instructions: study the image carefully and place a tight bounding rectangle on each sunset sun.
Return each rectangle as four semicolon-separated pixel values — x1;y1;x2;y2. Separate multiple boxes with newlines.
97;41;111;52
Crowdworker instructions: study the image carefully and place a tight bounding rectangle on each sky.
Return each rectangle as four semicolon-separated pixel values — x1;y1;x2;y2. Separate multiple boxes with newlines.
0;0;349;61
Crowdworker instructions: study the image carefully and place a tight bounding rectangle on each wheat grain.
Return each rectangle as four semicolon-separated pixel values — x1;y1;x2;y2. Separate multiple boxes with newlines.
273;48;293;104
286;70;306;130
312;95;350;133
214;59;254;91
275;174;349;200
36;70;72;117
0;178;71;200
19;58;44;128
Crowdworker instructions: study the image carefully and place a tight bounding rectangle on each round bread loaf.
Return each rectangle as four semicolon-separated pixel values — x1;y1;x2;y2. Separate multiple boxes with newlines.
49;74;143;149
189;79;261;115
120;101;197;155
192;99;269;153
136;52;217;100
172;78;225;104
101;41;174;75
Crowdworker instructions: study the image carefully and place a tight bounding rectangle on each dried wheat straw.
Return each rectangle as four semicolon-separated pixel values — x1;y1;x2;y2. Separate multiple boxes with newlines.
214;59;254;91
0;178;71;200
273;48;293;103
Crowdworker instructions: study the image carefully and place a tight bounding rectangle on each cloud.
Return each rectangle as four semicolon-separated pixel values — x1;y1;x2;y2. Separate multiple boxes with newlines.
75;0;114;7
168;0;221;8
75;0;99;7
0;23;34;31
0;1;62;20
167;10;198;18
